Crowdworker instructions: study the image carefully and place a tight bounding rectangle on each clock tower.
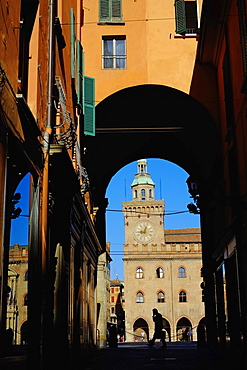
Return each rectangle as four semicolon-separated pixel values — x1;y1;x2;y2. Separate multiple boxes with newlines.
122;159;165;246
122;160;203;343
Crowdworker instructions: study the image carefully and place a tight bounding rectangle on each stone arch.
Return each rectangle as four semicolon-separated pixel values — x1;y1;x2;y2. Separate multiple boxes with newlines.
176;317;193;342
133;317;149;341
162;317;171;342
84;84;220;246
20;320;28;345
197;317;206;346
198;317;206;326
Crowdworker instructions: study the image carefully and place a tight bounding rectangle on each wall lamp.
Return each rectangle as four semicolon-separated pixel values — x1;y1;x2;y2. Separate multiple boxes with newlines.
186;176;200;214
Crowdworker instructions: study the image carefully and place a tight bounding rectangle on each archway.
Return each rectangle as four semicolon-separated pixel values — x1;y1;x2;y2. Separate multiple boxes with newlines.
84;83;221;349
84;84;220;246
133;318;149;342
20;321;28;345
176;317;193;342
162;317;171;342
197;317;206;346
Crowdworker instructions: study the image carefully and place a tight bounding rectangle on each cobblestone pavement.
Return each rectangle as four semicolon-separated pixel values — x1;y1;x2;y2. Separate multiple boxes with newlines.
84;341;245;370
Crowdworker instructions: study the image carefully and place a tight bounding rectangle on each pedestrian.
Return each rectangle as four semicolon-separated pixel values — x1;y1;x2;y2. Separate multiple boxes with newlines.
148;308;166;348
187;327;192;341
108;324;118;347
183;327;189;341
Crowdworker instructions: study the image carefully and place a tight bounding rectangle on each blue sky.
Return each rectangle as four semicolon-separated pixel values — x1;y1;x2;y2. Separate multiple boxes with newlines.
10;174;30;246
10;158;200;281
106;158;200;281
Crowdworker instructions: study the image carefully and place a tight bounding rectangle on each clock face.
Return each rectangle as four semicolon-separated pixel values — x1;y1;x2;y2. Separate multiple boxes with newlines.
134;221;155;242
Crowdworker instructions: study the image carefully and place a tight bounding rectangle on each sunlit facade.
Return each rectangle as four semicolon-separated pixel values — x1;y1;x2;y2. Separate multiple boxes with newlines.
123;160;204;342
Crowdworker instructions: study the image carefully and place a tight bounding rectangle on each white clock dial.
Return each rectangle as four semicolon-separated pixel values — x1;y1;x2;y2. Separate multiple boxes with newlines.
134;221;155;242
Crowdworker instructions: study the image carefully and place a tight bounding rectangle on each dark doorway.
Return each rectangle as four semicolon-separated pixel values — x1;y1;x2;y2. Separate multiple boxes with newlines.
176;317;192;341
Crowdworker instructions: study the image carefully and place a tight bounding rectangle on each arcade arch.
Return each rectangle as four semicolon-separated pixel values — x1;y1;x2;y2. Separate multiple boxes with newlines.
84;84;220;251
133;317;149;342
85;84;219;200
176;317;193;341
84;83;220;347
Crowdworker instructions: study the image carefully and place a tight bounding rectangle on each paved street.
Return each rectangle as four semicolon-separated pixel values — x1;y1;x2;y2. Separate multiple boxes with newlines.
0;341;245;369
84;342;245;370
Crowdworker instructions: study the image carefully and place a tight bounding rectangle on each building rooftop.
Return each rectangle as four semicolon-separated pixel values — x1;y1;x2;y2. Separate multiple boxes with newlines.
164;228;201;243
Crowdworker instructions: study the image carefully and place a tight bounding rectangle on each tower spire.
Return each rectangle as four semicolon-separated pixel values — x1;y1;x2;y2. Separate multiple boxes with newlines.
131;159;155;201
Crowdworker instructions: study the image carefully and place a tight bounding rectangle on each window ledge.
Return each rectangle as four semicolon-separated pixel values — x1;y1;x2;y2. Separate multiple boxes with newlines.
102;68;126;71
174;33;198;39
98;21;125;26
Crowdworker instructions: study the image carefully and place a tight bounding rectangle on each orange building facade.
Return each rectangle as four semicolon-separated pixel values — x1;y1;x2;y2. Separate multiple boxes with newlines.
82;0;203;104
189;0;247;360
0;0;102;368
1;0;247;368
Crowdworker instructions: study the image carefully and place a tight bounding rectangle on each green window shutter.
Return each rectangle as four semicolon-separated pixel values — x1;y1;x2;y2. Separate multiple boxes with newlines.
175;0;186;35
83;77;95;136
76;40;84;109
99;0;110;21
99;0;122;22
70;8;76;78
112;0;122;20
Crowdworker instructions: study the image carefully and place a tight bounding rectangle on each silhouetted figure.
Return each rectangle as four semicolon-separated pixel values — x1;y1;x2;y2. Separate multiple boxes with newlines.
148;308;166;348
197;325;206;347
108;324;118;347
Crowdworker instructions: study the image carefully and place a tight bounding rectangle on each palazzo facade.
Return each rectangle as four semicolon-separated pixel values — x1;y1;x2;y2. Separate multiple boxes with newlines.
123;160;204;342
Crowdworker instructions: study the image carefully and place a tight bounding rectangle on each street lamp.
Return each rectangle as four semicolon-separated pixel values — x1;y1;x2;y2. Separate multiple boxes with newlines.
186;176;200;214
186;176;199;198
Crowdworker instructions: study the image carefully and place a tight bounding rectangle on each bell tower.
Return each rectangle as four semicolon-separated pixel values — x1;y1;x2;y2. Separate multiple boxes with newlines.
131;159;155;201
122;159;165;246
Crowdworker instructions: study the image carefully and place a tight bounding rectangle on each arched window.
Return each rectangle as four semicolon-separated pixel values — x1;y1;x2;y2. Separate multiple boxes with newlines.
134;190;137;198
178;267;186;278
156;267;164;278
136;267;144;279
179;290;187;302
141;189;146;199
24;294;28;306
149;189;152;198
136;291;144;303
24;271;28;281
157;291;165;303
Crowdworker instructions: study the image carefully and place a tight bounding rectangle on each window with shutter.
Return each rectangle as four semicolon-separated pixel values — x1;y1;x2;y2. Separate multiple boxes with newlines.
112;0;121;20
99;0;122;22
175;0;186;34
70;9;76;78
75;40;95;136
175;0;198;36
83;76;95;136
